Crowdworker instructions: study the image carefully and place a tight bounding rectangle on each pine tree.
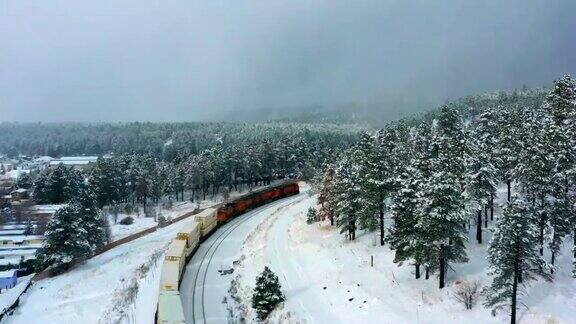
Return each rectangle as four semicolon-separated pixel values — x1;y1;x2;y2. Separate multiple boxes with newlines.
543;75;576;275
89;157;122;208
306;207;317;224
474;107;501;220
333;153;362;240
251;267;285;321
35;187;108;272
420;109;468;289
464;129;498;244
371;128;401;245
494;105;524;201
35;204;93;272
354;132;380;232
388;163;426;279
515;107;554;256
484;196;551;324
32;164;83;204
317;166;336;225
15;173;33;189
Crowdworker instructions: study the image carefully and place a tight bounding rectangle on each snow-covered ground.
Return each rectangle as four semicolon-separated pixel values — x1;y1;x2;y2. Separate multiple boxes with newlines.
229;186;576;324
108;201;196;241
108;184;279;241
3;203;207;324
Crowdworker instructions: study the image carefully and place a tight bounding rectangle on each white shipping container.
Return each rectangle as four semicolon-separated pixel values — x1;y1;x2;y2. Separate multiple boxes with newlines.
157;290;186;324
195;208;217;238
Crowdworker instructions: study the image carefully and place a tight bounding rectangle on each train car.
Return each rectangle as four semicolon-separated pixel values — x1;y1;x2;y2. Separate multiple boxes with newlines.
159;239;187;291
217;204;234;223
283;182;300;196
196;208;218;238
157;290;186;324
216;181;300;224
176;221;200;258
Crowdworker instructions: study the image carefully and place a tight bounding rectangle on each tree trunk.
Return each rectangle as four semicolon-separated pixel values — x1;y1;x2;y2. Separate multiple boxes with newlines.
379;198;385;246
511;260;518;324
439;245;446;289
476;209;482;244
539;217;545;256
507;179;511;202
551;251;556;274
573;228;576;258
415;264;421;279
484;205;488;228
425;267;429;280
490;193;494;221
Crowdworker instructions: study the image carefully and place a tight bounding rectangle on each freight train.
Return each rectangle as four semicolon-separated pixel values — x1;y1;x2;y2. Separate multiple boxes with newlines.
156;180;300;323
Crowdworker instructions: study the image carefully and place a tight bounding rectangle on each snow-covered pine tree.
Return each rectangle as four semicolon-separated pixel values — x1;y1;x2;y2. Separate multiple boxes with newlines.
251;266;285;321
306;207;317;224
372;128;402;245
15;172;32;189
333;152;362;240
420;107;468;289
354;132;380;232
464;126;498;244
36;187;109;272
543;75;576;274
474;106;501;219
32;169;49;203
388;162;426;279
493;105;524;201
515;106;554;256
35;204;92;272
317;165;336;225
89;157;122;208
484;196;551;324
75;187;109;247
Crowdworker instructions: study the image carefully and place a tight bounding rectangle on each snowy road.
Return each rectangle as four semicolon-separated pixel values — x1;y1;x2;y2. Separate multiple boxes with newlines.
179;192;306;324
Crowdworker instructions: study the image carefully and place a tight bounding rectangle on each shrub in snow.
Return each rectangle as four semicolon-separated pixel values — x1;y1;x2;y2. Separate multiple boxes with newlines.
157;215;168;227
306;207;317;224
252;267;285;321
123;203;134;215
120;216;134;225
453;280;481;310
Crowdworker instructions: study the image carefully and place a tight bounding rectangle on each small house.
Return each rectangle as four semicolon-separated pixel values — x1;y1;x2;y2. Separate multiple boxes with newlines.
11;188;29;202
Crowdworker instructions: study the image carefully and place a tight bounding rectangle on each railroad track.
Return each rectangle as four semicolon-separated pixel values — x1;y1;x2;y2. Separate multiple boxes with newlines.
189;195;303;324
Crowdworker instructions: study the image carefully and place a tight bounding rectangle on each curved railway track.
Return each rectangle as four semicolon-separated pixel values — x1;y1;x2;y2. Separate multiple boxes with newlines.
186;194;303;324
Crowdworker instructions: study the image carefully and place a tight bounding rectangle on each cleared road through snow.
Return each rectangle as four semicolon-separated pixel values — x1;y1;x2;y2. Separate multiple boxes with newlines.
180;192;306;324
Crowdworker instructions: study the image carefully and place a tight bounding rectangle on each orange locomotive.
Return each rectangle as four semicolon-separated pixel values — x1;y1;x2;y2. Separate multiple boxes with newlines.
217;180;299;223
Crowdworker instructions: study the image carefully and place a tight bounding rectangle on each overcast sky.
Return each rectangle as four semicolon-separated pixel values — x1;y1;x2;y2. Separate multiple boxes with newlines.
1;1;575;122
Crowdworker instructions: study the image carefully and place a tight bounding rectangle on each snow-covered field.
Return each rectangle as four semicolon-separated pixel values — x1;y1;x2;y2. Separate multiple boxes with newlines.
108;184;277;241
3;205;205;324
229;187;576;324
108;201;196;241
